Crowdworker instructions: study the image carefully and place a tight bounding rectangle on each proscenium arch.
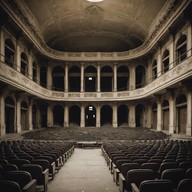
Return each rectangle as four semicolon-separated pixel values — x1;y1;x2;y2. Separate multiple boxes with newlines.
84;65;97;92
136;65;146;89
52;66;65;91
53;105;64;126
135;104;145;127
176;94;187;134
21;101;28;131
85;105;96;127
69;105;80;127
68;65;81;92
117;65;129;91
5;96;15;133
101;105;113;126
5;38;15;67
101;66;113;92
118;104;129;127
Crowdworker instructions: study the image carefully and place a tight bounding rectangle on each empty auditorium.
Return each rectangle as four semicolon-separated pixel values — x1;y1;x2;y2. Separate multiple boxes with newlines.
0;0;192;191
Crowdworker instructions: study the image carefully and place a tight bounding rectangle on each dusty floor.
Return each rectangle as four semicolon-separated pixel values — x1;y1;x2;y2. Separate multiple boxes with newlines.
48;148;119;192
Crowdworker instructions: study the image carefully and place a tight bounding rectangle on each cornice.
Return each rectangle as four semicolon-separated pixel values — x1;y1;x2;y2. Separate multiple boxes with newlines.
0;0;190;61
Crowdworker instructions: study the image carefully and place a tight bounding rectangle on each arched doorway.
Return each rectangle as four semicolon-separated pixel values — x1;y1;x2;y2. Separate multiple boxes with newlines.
32;104;37;129
101;105;112;126
118;105;128;127
69;66;81;92
101;66;113;92
117;66;129;91
5;97;15;133
21;101;28;131
136;65;146;89
52;66;65;91
176;94;187;134
84;66;97;92
152;103;157;129
39;102;48;127
85;105;96;127
53;105;64;127
69;105;80;126
135;104;145;127
162;100;169;131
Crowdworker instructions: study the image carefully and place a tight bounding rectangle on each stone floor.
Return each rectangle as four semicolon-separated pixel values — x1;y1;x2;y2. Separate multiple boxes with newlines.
48;148;119;192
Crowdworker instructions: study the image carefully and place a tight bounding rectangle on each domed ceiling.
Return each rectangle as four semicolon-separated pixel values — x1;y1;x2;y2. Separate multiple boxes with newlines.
23;0;167;52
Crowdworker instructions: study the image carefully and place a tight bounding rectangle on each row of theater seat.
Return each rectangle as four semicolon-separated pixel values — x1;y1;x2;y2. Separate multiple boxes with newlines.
101;139;192;192
0;140;75;192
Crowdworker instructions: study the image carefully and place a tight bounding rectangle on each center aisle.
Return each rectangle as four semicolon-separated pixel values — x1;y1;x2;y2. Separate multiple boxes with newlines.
48;148;119;192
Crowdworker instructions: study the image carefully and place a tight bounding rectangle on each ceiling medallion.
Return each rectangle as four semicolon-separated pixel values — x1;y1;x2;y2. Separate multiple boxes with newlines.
87;0;104;2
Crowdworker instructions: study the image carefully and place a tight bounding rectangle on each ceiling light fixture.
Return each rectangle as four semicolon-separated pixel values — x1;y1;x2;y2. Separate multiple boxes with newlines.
87;0;104;2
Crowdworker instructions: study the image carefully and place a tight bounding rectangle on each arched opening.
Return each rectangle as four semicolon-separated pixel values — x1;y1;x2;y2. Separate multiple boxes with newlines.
162;50;169;73
135;104;145;127
152;103;157;129
152;60;157;80
40;66;47;88
5;97;15;133
176;94;187;134
53;105;64;127
39;102;48;127
118;105;128;127
101;105;112;126
84;66;97;92
85;105;96;127
69;105;80;126
176;34;187;64
32;62;37;82
21;101;28;131
136;65;145;89
162;99;169;131
101;66;113;92
32;104;37;129
117;66;129;91
52;66;65;91
69;66;81;92
21;52;28;76
5;38;15;67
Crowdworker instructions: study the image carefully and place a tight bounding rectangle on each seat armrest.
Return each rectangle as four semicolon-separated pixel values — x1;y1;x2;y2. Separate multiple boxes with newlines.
131;183;139;192
119;173;126;192
22;179;37;192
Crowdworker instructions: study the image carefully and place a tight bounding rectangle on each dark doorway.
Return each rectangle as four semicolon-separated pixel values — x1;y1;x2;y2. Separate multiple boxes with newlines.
85;105;96;127
69;105;80;126
118;105;128;127
135;104;145;127
53;105;64;126
101;105;112;126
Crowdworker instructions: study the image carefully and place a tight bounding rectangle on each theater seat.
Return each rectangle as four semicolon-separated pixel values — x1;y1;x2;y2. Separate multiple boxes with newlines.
4;170;37;192
0;180;21;192
132;179;174;192
176;178;192;192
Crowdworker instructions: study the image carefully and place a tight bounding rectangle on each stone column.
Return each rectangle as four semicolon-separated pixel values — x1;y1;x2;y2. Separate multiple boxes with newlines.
80;104;85;127
129;64;135;90
0;94;5;136
16;98;21;133
97;63;101;92
0;28;5;63
36;64;40;85
47;104;53;127
28;100;33;131
28;50;33;79
169;92;176;134
112;103;117;127
186;88;192;136
129;104;135;127
169;34;175;69
157;98;162;131
113;63;117;92
96;104;100;127
81;63;84;92
157;47;162;77
47;65;52;90
65;64;68;92
37;106;41;128
64;105;69;127
146;104;152;128
187;23;192;57
16;39;21;72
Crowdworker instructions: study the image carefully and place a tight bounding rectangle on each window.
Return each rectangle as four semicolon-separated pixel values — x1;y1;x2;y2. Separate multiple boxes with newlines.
162;50;169;73
176;35;187;64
